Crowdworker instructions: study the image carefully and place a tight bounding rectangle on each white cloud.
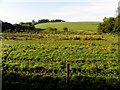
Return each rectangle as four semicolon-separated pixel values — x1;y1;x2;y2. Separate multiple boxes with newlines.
52;0;118;22
0;0;119;23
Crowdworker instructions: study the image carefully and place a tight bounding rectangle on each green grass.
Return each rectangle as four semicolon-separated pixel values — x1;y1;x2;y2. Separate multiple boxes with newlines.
35;22;100;31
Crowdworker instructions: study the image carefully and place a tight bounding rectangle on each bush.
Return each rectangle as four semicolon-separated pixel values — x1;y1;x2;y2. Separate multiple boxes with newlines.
53;28;57;31
63;27;68;32
46;27;57;31
98;17;120;34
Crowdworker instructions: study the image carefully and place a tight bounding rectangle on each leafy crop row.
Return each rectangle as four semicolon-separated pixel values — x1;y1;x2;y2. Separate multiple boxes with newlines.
2;33;120;89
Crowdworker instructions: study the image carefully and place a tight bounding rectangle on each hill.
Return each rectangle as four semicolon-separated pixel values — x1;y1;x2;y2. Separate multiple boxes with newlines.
35;22;100;31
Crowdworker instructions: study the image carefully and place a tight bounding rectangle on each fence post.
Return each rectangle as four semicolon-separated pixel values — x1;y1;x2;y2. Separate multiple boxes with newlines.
66;63;70;89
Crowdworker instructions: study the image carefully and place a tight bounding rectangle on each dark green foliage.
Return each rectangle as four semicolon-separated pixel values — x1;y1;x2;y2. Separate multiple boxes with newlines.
38;19;50;23
46;27;57;31
53;28;57;31
98;17;120;34
50;19;65;22
2;22;15;32
2;72;120;90
63;27;68;32
37;19;65;24
1;21;35;33
15;22;35;32
32;20;36;25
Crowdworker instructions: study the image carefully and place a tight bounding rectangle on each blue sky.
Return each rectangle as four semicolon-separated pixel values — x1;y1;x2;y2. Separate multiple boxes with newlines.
0;0;119;24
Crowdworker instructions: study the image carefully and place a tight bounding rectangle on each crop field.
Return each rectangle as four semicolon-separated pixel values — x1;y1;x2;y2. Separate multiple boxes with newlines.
1;32;120;89
35;22;100;31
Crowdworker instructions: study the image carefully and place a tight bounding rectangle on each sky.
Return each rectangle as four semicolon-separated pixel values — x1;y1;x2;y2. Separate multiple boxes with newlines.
0;0;119;24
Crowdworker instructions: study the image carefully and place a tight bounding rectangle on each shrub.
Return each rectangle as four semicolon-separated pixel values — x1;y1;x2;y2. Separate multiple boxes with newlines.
46;27;57;31
63;27;68;32
53;28;57;31
98;17;120;34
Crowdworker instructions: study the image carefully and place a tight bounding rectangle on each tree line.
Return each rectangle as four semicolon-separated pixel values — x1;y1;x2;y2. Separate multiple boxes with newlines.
1;19;66;33
33;19;65;25
1;21;35;33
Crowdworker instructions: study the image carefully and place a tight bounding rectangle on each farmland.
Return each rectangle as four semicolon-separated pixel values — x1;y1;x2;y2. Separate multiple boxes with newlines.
35;22;100;31
1;30;120;89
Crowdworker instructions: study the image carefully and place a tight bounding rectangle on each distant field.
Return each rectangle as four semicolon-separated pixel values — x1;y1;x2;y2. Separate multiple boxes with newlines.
35;22;100;31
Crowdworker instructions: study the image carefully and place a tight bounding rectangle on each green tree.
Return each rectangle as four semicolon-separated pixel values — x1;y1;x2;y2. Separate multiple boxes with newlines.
32;20;36;25
98;17;120;33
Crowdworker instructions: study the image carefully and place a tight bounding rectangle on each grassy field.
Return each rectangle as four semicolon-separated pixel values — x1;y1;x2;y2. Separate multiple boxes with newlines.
35;22;100;31
2;32;120;89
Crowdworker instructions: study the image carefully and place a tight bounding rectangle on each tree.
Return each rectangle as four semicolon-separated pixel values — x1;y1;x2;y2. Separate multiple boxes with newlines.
118;1;120;16
19;22;25;25
38;19;66;23
13;24;21;32
98;17;120;33
38;19;50;23
32;20;36;25
0;20;2;33
2;22;15;32
13;23;35;32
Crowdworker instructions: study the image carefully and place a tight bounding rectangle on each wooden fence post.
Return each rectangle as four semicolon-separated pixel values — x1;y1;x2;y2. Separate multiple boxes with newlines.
66;63;70;89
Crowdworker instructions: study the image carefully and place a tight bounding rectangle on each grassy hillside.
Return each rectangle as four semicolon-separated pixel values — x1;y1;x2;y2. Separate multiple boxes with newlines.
35;22;100;31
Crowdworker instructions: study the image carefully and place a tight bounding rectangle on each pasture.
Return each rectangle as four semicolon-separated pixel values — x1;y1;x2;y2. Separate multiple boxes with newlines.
35;22;100;31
